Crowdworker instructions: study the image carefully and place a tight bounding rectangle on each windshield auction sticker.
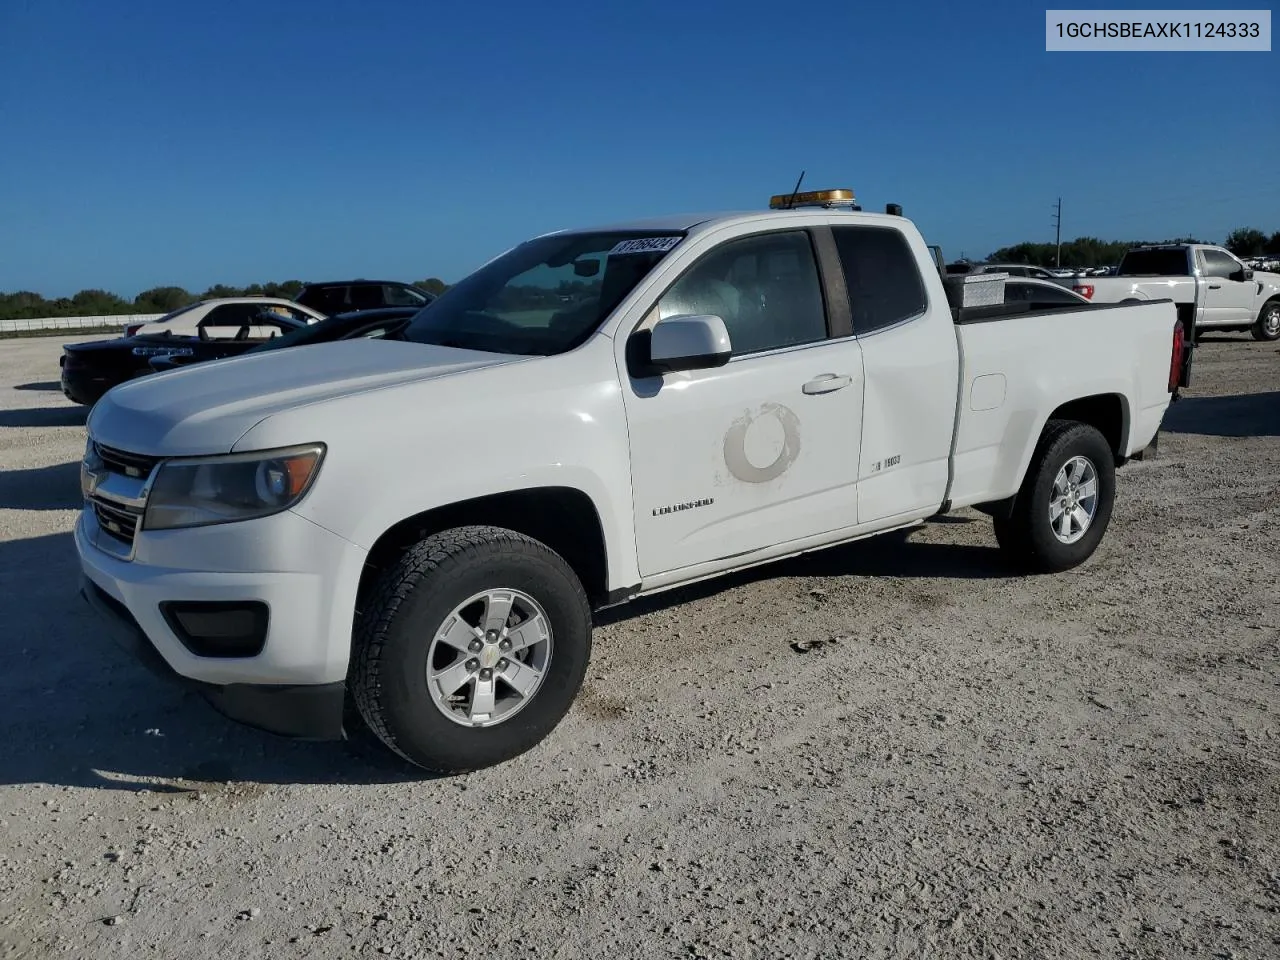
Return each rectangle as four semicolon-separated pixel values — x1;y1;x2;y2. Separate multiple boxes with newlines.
610;237;682;256
1046;9;1271;50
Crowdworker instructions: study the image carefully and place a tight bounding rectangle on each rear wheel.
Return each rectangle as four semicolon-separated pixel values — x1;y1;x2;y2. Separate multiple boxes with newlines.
1252;300;1280;341
995;420;1116;573
351;525;592;773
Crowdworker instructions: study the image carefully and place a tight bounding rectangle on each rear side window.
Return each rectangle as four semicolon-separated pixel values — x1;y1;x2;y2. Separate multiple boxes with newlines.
831;226;928;335
1119;249;1188;276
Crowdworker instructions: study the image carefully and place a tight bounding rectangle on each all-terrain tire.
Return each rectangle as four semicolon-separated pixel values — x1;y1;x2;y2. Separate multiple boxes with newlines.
995;420;1116;573
351;525;591;774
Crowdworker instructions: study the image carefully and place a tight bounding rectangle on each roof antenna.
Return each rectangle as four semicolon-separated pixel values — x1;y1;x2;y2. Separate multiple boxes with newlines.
785;170;806;209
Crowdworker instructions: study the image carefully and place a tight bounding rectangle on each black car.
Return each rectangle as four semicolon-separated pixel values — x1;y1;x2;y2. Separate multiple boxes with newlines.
293;279;435;316
146;306;422;372
60;309;309;405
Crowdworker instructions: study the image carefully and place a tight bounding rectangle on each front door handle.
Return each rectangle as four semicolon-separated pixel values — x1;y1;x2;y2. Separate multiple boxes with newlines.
802;373;852;395
1208;283;1222;289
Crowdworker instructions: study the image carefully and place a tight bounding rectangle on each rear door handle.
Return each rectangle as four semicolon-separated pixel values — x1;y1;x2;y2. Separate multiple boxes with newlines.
1208;283;1222;289
802;374;852;395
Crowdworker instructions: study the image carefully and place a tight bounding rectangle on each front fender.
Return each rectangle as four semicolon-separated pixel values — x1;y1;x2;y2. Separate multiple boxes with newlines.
233;337;641;593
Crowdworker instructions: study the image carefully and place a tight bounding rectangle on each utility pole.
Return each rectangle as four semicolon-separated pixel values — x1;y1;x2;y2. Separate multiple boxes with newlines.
1052;197;1062;268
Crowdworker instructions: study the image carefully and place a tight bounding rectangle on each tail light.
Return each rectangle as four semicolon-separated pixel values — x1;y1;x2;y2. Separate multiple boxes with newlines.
1073;284;1095;299
124;324;143;337
1168;323;1185;393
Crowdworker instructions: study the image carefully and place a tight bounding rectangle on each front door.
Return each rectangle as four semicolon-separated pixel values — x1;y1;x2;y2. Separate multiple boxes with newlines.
620;228;866;578
1199;248;1257;325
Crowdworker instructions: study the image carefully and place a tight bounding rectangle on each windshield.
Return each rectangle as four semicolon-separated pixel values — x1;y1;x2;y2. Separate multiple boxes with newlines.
400;231;685;356
1118;249;1188;276
152;302;203;323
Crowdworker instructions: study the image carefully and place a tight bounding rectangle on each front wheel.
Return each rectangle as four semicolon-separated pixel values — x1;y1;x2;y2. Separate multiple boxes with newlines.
1252;300;1280;341
351;525;592;773
995;420;1116;573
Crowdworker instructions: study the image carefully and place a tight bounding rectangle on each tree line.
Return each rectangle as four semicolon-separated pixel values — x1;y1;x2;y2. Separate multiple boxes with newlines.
988;227;1280;269
0;278;450;322
4;224;1279;321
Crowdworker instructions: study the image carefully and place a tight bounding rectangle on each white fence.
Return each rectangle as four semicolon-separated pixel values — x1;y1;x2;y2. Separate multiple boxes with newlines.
0;313;165;335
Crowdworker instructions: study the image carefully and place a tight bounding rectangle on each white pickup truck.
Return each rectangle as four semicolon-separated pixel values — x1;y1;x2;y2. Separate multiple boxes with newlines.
76;191;1188;773
1070;243;1280;341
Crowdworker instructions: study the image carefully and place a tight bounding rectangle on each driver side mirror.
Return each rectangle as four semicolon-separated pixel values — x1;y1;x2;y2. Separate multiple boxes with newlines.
646;314;732;373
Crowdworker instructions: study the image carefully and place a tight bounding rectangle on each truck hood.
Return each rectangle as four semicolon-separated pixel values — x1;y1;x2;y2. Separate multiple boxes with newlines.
87;339;519;455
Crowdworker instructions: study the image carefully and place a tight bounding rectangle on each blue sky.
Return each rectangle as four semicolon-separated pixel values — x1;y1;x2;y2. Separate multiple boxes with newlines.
0;0;1276;297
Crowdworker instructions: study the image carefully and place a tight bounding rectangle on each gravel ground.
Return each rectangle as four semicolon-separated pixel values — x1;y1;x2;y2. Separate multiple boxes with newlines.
0;332;1277;960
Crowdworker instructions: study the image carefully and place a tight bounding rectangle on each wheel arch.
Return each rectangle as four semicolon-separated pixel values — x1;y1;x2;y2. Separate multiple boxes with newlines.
356;486;613;614
1044;393;1130;458
975;393;1129;520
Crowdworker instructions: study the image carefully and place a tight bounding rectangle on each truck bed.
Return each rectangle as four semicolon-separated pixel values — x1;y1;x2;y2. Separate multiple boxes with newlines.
945;297;1179;511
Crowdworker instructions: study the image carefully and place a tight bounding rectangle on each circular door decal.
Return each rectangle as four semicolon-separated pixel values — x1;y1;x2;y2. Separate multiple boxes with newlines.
722;403;802;483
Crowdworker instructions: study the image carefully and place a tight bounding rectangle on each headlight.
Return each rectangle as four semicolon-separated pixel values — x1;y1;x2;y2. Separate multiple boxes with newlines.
143;443;325;531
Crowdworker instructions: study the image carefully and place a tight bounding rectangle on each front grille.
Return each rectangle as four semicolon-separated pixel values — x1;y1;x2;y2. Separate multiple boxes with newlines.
92;499;143;547
95;443;162;480
84;441;160;557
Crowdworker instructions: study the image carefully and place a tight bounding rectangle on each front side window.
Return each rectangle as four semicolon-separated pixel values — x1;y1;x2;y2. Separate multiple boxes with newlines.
348;284;385;311
401;231;685;356
199;304;303;339
831;226;928;334
1201;249;1240;279
297;285;351;314
241;318;295;342
657;230;827;356
197;303;263;336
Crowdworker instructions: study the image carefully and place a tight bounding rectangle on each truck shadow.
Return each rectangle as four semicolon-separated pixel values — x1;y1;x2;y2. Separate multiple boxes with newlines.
0;519;1005;790
0;532;428;791
0;406;88;428
1162;391;1279;438
0;462;84;510
13;381;62;391
597;519;1008;625
1192;333;1252;343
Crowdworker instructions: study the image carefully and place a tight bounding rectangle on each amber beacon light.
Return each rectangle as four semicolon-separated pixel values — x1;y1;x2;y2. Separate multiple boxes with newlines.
768;188;859;210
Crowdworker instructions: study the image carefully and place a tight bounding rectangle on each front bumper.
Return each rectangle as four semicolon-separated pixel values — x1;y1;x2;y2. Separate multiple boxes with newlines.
79;575;346;739
75;505;369;741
